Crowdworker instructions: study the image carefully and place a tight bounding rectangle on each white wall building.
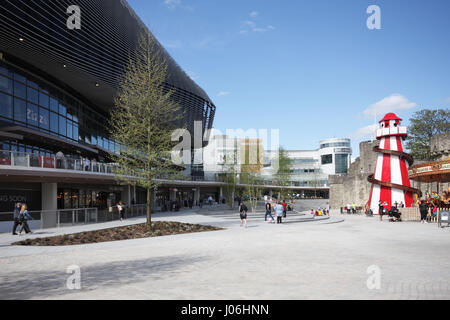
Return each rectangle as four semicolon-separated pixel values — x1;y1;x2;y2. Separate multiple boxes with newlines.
262;138;352;187
202;135;352;188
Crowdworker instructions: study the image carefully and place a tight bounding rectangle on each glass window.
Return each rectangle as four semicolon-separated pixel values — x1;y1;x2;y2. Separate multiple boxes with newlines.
39;107;49;130
50;98;58;112
27;80;39;89
67;108;73;120
14;98;26;122
59;116;66;136
0;75;13;94
14;73;26;83
0;92;13;119
27;103;39;127
335;154;349;174
59;104;66;116
14;81;27;99
97;136;103;148
67;120;73;139
0;66;12;77
73;125;79;141
39;92;49;108
91;133;97;145
85;133;91;144
50;112;58;133
321;154;333;165
27;87;39;104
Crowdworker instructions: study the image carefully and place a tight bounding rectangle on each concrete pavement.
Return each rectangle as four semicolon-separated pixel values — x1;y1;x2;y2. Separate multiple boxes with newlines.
0;203;449;300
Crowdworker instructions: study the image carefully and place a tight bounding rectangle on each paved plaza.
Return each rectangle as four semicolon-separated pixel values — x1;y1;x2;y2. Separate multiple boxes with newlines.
0;201;449;300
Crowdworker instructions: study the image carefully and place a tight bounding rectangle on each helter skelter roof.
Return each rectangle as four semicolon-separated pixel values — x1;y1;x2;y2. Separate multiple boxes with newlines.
380;113;403;123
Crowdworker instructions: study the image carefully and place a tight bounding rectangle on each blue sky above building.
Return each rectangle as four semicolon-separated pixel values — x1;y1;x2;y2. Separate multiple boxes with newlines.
127;0;450;157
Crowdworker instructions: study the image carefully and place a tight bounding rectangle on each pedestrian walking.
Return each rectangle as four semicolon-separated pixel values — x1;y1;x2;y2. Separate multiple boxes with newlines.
117;200;125;221
239;202;248;228
281;200;288;218
19;205;33;235
18;204;32;234
208;195;213;206
12;202;22;235
275;201;284;224
419;200;429;224
265;202;275;222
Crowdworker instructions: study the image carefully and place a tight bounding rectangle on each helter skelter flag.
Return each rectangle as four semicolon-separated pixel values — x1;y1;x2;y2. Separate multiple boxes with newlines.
367;113;420;214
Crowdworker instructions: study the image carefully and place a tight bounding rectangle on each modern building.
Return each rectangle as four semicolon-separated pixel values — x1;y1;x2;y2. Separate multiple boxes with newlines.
262;138;352;189
203;135;352;198
0;0;217;215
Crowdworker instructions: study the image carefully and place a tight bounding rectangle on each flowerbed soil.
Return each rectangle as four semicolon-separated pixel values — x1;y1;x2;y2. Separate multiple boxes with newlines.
12;221;224;246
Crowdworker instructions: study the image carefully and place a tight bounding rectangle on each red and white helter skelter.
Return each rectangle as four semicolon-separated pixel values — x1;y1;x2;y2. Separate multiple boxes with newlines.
368;113;420;213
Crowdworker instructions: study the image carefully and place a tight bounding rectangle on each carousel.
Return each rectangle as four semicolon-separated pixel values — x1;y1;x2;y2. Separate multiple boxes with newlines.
408;157;450;208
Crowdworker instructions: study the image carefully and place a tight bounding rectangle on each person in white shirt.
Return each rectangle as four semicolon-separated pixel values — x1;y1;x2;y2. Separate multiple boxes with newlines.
84;158;91;171
275;202;284;224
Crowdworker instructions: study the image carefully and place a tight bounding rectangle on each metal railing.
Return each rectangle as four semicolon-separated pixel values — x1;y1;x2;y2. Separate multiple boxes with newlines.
0;204;147;232
0;150;117;174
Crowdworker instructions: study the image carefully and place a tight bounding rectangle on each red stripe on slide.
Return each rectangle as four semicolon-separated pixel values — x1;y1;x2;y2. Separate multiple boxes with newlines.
396;136;404;152
380;138;392;209
397;136;413;206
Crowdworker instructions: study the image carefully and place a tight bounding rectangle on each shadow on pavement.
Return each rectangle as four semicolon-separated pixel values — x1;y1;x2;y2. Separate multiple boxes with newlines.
0;254;209;300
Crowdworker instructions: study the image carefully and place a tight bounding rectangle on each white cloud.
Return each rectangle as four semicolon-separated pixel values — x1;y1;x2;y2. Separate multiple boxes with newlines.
350;124;379;140
163;0;180;9
218;91;231;97
240;13;275;35
363;94;417;119
163;0;193;11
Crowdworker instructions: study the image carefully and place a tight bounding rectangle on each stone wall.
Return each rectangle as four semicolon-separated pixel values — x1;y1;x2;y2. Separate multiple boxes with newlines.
329;140;379;209
431;132;450;161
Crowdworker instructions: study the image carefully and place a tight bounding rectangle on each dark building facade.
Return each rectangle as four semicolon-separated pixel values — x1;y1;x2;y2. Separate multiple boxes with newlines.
0;0;217;213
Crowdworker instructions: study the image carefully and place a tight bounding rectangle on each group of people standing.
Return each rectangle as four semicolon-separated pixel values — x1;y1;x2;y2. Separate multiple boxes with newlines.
12;202;33;235
419;200;439;224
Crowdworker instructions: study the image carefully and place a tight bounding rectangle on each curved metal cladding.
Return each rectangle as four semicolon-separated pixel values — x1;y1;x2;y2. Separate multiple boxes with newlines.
0;0;216;136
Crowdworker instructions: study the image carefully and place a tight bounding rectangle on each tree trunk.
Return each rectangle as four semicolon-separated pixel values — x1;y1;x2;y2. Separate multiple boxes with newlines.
147;187;152;227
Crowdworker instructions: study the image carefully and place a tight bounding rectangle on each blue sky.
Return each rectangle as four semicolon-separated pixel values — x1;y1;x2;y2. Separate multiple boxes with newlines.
127;0;450;157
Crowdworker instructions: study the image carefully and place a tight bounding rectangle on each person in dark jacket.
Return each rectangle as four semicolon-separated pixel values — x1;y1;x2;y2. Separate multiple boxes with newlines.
12;202;22;235
18;204;32;235
265;202;275;222
419;201;429;224
239;202;248;228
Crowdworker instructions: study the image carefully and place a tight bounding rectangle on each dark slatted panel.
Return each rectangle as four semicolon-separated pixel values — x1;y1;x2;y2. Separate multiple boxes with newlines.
0;0;215;136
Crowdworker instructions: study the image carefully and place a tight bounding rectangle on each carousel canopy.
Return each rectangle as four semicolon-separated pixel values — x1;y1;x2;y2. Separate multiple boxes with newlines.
409;158;450;183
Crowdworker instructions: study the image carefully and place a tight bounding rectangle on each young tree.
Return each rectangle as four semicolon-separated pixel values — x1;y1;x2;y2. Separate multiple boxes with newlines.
109;32;182;227
220;166;239;209
241;171;264;213
273;147;293;200
406;109;450;161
